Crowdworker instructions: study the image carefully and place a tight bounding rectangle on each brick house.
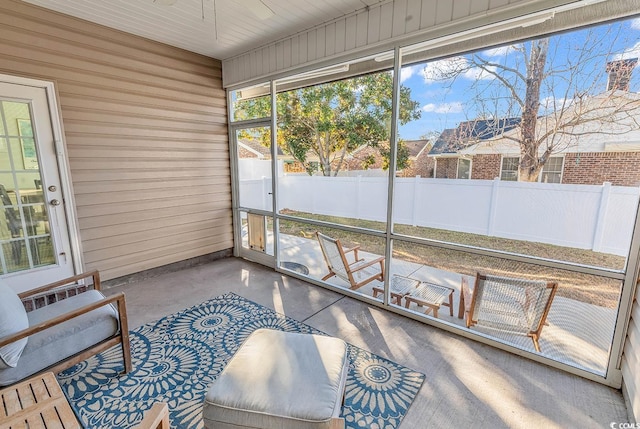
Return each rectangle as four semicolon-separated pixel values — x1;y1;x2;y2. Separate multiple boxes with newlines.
427;59;640;186
342;139;433;176
427;119;520;180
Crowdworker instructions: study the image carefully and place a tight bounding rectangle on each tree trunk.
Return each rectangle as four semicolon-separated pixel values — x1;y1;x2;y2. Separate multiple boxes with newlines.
518;38;549;182
316;133;332;176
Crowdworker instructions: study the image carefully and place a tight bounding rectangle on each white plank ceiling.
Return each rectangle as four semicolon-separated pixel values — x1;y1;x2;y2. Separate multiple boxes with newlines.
21;0;386;60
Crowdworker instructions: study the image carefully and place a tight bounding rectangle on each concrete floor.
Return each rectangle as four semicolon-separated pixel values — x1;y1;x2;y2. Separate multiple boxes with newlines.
105;256;627;429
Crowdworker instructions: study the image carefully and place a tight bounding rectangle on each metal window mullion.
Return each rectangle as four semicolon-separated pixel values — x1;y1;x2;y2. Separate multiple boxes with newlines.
382;47;402;307
270;80;279;270
0;104;9;274
231;117;272;128
227;89;242;258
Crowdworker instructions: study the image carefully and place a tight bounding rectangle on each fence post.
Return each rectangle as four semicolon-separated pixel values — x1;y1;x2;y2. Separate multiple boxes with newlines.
592;182;612;253
412;176;421;226
487;177;500;236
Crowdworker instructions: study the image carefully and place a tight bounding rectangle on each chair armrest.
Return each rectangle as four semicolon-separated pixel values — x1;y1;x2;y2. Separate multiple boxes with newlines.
348;255;384;272
0;292;126;349
18;270;101;299
342;245;360;259
136;403;170;429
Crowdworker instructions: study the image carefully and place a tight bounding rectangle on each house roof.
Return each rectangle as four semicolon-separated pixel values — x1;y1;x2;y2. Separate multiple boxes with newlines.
402;139;431;158
460;91;640;156
238;139;285;158
428;118;521;156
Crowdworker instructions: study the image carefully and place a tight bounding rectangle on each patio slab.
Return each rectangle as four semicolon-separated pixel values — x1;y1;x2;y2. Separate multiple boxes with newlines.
104;257;627;429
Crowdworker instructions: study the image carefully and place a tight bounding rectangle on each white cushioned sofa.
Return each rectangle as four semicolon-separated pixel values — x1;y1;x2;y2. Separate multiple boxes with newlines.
0;271;132;387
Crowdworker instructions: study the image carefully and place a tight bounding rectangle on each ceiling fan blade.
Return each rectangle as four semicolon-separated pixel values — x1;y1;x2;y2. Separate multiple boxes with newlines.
238;0;275;20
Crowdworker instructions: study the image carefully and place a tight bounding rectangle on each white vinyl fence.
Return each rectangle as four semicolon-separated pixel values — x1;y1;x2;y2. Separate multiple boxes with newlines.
239;175;640;256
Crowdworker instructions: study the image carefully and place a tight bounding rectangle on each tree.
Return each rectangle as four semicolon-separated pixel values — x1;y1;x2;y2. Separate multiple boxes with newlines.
425;22;640;181
234;71;421;176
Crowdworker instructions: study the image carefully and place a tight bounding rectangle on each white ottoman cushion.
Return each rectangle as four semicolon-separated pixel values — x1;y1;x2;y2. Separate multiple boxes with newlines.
203;328;348;429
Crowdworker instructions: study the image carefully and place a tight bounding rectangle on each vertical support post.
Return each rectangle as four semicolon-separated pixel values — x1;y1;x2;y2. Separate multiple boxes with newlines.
270;80;279;269
227;92;241;258
382;46;402;307
593;182;612;253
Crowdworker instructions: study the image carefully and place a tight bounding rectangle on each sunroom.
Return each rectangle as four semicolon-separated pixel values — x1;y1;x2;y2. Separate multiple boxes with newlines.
1;0;639;427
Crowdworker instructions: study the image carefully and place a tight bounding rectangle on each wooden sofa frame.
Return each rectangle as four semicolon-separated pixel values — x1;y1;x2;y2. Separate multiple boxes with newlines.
0;270;132;379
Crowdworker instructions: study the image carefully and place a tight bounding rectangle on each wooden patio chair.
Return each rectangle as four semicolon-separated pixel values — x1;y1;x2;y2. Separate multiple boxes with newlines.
316;232;385;290
459;272;557;352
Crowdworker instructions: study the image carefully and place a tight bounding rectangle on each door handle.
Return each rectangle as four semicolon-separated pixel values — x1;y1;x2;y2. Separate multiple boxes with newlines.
50;199;61;206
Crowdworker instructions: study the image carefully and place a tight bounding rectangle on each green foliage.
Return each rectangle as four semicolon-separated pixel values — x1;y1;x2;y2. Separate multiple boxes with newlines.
234;71;421;176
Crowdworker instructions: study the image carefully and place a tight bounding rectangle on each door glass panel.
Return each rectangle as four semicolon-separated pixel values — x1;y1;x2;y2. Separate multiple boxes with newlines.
235;124;275;265
236;127;272;211
0;101;54;273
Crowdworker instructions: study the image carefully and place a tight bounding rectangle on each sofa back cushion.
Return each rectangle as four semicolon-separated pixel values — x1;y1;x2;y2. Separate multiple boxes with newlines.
0;283;29;368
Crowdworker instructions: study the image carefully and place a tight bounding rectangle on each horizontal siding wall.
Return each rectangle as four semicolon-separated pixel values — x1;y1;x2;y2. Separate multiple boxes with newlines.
222;0;639;88
0;0;232;281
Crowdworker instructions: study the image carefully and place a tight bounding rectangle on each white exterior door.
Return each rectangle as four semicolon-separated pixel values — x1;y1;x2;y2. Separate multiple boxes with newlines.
0;80;74;292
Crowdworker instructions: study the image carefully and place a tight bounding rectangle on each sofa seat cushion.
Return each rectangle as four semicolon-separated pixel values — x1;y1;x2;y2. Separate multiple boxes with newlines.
0;290;119;386
0;283;29;369
203;328;348;429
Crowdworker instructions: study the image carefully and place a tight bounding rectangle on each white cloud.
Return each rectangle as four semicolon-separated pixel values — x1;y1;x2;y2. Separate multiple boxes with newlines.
401;65;419;83
422;102;464;114
422;57;467;83
612;41;640;62
421;56;496;83
463;66;497;81
631;18;640;30
540;96;569;110
482;44;523;57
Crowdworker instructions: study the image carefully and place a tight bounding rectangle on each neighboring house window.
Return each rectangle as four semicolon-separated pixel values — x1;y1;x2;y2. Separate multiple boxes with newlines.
457;158;471;179
500;156;564;182
500;157;519;181
540;157;564;183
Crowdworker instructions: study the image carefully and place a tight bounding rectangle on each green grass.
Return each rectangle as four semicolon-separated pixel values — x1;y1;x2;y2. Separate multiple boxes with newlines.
279;210;624;308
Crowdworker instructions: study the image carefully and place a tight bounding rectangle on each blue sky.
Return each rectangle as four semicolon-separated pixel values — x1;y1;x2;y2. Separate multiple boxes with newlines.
397;16;640;141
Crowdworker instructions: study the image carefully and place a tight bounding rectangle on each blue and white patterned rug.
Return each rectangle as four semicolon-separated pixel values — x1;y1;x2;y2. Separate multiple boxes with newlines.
58;293;425;428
